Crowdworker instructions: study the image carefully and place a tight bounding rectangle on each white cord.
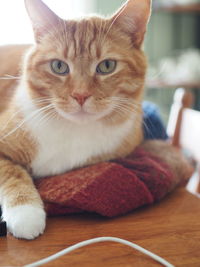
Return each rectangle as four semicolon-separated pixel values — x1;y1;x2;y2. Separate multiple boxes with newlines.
24;236;175;267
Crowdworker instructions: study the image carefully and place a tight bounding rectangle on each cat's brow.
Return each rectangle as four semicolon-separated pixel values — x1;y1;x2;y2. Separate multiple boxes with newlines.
63;20;101;60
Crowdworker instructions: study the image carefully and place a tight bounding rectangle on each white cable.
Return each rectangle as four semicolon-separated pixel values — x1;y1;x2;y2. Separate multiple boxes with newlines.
24;236;175;267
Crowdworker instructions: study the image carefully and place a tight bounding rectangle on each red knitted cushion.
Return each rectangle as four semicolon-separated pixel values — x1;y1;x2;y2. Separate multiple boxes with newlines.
35;143;193;217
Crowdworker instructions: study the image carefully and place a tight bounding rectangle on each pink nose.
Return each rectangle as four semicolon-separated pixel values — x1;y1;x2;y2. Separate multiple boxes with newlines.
71;92;91;106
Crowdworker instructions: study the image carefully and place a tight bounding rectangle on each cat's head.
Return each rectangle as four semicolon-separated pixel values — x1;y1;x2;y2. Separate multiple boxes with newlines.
24;0;151;124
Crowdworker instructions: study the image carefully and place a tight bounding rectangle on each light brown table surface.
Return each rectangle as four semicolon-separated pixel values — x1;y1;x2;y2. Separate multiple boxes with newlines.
1;188;200;267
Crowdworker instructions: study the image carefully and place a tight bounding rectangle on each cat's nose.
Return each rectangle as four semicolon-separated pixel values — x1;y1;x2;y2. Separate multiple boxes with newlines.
71;92;92;106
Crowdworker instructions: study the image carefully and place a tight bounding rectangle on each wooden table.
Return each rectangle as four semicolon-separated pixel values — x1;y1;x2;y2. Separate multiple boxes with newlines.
1;188;200;267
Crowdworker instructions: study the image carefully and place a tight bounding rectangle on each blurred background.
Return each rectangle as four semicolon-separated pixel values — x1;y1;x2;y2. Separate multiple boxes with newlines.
0;0;200;124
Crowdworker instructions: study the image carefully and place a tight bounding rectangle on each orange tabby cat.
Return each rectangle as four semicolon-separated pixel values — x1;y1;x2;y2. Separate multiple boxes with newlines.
0;0;151;239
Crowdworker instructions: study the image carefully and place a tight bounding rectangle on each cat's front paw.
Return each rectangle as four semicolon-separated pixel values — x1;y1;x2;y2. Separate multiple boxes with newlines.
3;204;46;240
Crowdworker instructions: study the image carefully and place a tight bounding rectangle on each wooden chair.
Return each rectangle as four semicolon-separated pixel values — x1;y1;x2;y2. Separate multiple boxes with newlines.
167;88;200;194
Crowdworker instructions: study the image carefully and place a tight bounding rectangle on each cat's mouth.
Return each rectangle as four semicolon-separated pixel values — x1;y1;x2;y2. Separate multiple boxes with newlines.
55;106;112;124
76;110;95;115
68;110;96;119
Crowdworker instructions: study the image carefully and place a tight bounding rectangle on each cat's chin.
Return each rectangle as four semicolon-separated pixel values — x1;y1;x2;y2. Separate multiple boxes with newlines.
55;108;111;124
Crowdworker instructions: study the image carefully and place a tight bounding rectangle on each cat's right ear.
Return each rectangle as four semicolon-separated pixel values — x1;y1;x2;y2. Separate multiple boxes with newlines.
25;0;61;42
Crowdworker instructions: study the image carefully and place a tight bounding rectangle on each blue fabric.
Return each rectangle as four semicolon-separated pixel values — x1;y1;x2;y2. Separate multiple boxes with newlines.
142;101;168;140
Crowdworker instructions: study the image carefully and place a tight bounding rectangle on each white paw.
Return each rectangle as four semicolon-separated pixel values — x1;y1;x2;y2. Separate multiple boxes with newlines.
3;204;46;240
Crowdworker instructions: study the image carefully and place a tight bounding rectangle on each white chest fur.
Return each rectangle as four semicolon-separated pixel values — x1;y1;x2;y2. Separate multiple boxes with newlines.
30;117;134;178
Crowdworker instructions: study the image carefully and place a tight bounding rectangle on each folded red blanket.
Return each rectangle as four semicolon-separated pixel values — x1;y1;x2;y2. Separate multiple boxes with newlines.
35;141;193;217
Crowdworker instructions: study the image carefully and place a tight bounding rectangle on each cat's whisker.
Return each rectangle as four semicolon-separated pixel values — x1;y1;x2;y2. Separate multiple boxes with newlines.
0;75;21;80
0;108;25;133
115;103;141;112
33;108;57;128
31;97;54;105
113;98;141;107
111;98;141;112
113;101;140;110
107;104;136;114
111;104;134;116
119;105;140;113
115;107;134;116
0;104;54;141
0;98;53;132
109;96;141;105
110;98;144;128
107;97;141;111
32;98;52;102
113;108;140;123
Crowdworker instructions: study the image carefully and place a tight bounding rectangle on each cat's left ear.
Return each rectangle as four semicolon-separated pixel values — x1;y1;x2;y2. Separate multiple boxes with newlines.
111;0;152;48
25;0;61;42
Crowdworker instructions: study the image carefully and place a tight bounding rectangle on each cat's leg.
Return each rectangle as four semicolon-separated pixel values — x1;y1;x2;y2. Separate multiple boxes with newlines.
0;157;46;239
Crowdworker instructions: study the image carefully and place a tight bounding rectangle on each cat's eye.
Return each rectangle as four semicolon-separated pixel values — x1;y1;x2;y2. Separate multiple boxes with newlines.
96;59;117;75
51;60;69;75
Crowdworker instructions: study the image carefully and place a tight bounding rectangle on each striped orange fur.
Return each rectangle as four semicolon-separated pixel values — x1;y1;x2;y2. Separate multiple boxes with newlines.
0;0;151;239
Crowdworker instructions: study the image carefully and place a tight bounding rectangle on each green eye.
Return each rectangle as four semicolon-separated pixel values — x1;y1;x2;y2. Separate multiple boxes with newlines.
51;60;69;75
96;59;117;75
